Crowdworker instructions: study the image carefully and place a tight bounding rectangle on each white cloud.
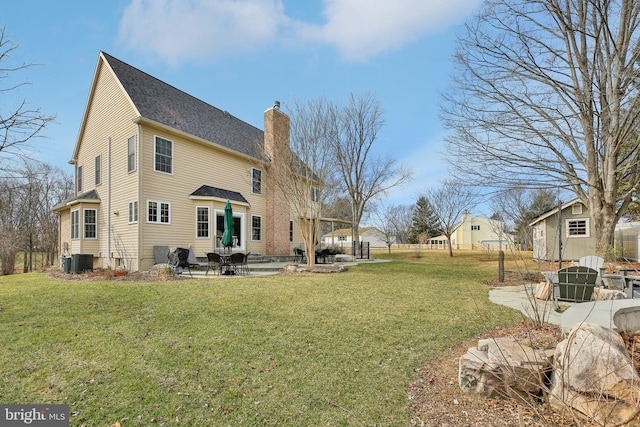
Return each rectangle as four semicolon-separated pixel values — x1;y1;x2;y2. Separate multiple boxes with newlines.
117;0;481;64
300;0;481;61
118;0;289;65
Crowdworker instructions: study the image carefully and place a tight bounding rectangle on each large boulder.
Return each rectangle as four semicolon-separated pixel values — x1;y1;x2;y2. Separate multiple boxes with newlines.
459;337;553;399
550;323;640;426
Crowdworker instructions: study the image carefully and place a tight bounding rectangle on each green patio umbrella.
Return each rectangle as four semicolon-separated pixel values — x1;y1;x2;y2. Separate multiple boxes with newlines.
221;200;234;250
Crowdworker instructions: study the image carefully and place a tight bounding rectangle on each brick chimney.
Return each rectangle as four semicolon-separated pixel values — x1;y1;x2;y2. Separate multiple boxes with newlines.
264;101;291;256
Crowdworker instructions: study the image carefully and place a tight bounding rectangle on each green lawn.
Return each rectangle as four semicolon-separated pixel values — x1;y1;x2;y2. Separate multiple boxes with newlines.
0;250;523;426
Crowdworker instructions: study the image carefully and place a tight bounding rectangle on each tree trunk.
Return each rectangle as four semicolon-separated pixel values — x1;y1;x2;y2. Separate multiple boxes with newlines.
591;199;618;258
1;252;16;276
447;235;454;257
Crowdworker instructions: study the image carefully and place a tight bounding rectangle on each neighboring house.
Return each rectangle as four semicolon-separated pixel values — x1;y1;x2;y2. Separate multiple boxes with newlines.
52;52;305;272
321;227;390;249
426;213;509;250
529;199;595;261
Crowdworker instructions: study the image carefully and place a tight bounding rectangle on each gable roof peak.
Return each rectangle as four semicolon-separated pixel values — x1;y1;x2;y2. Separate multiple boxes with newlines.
99;51;265;159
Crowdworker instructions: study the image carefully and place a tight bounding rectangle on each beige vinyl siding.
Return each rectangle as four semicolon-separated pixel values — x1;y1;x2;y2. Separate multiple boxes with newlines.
137;124;268;269
59;210;71;256
75;59;140;268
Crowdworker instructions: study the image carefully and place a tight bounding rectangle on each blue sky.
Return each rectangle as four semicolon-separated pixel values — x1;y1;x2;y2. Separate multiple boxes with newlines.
4;0;482;207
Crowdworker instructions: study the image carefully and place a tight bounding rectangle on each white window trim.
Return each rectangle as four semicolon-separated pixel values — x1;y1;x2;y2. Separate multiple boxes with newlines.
566;218;589;238
95;155;102;186
71;209;80;240
147;200;171;224
196;206;210;239
128;135;137;173
572;204;583;215
83;208;98;240
214;209;246;251
77;165;83;193
154;135;174;175
251;168;262;195
128;201;139;224
251;215;262;242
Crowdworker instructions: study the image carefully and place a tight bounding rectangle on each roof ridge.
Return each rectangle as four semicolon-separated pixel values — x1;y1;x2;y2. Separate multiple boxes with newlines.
100;51;264;155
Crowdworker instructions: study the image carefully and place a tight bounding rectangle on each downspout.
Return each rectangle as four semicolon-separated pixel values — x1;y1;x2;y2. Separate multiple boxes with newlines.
137;125;142;271
107;136;112;268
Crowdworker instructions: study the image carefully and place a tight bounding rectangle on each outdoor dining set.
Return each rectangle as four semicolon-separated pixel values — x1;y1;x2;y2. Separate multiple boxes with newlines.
167;247;250;277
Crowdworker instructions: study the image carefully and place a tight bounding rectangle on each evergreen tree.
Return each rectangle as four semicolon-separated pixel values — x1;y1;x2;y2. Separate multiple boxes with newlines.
409;196;443;243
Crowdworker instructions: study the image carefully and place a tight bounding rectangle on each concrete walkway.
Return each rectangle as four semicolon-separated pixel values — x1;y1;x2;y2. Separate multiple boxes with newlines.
489;284;562;325
489;284;640;335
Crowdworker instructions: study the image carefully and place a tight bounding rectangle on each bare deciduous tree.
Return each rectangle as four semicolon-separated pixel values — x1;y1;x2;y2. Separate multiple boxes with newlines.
335;93;412;252
490;188;559;251
442;0;640;256
424;180;476;257
269;98;338;267
370;203;414;253
0;162;72;274
0;27;55;175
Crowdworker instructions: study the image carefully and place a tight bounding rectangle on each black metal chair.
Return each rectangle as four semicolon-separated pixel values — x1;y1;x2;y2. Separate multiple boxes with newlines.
294;248;306;263
241;252;251;275
174;247;192;277
206;252;222;276
229;252;245;275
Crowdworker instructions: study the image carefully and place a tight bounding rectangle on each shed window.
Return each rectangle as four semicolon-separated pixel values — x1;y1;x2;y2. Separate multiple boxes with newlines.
568;219;588;236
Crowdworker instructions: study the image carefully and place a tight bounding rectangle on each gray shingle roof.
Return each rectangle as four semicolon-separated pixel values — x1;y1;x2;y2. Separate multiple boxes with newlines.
52;189;101;211
190;185;249;204
101;52;264;159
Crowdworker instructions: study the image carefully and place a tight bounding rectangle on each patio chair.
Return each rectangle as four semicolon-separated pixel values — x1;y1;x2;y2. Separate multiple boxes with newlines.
173;247;192;277
187;248;203;270
294;247;305;263
206;252;222;276
579;255;605;285
229;252;245;275
553;266;599;311
320;248;333;264
241;252;251;275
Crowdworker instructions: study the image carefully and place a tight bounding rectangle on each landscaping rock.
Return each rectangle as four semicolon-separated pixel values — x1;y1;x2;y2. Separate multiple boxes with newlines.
594;287;627;301
550;322;640;426
458;336;553;399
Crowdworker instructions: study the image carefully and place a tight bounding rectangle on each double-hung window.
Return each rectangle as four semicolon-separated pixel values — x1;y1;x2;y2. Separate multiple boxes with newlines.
71;210;80;239
147;200;170;224
128;201;138;223
84;209;97;239
77;165;83;193
197;207;209;238
251;215;262;241
128;136;136;173
252;168;262;194
154;136;173;174
95;155;101;185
